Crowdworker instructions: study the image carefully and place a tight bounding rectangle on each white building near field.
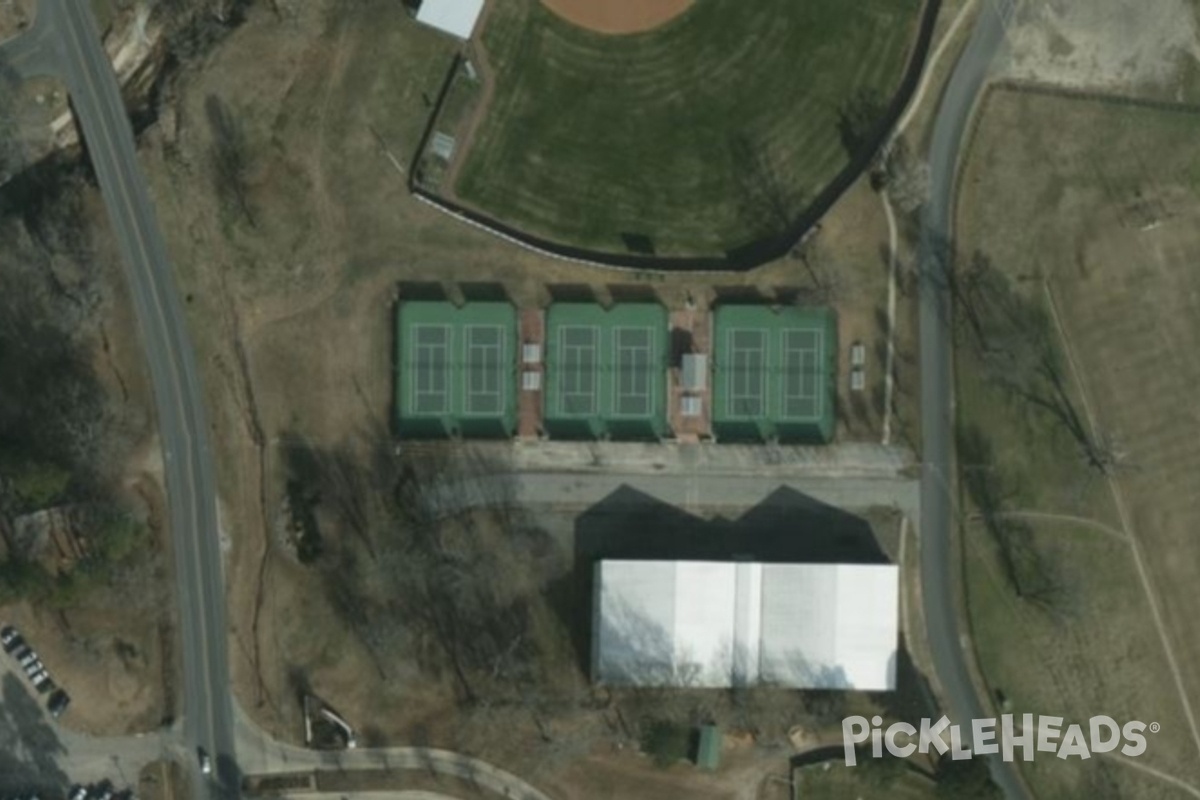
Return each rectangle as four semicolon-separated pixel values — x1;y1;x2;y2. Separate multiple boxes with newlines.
591;560;899;691
413;0;485;40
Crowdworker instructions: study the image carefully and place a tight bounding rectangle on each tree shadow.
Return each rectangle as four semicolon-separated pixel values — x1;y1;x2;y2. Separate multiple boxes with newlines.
669;328;693;366
0;672;70;792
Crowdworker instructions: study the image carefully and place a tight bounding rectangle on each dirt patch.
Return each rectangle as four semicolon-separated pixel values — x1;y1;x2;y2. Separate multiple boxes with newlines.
999;0;1200;100
539;0;693;35
0;0;35;44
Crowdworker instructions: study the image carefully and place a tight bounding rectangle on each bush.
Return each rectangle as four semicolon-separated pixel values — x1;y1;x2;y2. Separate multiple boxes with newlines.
640;720;692;767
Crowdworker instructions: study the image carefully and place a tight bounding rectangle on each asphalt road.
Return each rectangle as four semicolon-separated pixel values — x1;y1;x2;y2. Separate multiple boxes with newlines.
430;470;920;524
0;3;234;798
917;0;1030;798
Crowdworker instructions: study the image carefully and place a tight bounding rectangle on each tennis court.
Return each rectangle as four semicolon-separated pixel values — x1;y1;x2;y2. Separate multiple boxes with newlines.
712;306;836;443
544;303;668;439
412;324;451;414
395;301;518;438
613;327;655;417
558;325;599;415
725;328;767;418
781;328;824;419
465;325;507;415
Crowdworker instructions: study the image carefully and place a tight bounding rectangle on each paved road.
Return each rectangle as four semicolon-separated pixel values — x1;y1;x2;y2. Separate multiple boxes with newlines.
0;3;233;798
430;470;920;524
233;708;554;800
917;0;1030;798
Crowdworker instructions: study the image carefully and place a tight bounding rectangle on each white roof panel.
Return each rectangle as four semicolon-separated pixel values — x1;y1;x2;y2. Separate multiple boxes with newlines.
682;353;708;390
593;560;898;690
416;0;485;39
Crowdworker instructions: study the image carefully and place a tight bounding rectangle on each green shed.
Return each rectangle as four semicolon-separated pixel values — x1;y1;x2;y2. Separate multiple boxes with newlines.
696;724;721;771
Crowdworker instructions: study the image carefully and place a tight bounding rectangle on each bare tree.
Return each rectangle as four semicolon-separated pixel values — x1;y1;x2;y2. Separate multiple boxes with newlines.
204;95;257;226
728;133;801;239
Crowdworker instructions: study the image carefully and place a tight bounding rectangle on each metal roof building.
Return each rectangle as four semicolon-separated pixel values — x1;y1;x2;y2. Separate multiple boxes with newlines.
395;301;517;438
711;306;837;443
544;303;668;440
591;560;898;691
414;0;485;40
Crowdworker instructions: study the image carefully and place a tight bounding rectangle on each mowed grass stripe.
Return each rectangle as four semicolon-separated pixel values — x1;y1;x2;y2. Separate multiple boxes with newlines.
458;0;922;255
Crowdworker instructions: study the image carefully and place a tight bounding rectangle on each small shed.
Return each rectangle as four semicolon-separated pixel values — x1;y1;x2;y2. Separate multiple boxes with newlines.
696;725;721;771
681;353;708;391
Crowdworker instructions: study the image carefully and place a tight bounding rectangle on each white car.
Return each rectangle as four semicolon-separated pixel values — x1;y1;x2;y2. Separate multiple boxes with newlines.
0;625;19;648
198;747;213;775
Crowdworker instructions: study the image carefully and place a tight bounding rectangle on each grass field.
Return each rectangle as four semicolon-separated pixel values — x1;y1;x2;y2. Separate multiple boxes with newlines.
956;87;1200;798
456;0;922;255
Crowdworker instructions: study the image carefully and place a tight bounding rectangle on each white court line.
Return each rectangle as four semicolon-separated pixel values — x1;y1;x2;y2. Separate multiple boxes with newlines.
465;324;505;414
613;326;653;416
559;325;599;416
411;324;451;416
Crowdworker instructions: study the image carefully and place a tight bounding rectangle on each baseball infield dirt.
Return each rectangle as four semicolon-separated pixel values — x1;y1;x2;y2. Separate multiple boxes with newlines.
540;0;693;35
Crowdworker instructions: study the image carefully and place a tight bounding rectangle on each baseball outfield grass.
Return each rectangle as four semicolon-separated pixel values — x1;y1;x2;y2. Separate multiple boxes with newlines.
455;0;923;256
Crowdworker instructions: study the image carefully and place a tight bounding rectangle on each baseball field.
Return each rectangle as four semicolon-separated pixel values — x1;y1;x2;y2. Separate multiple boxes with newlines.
455;0;924;256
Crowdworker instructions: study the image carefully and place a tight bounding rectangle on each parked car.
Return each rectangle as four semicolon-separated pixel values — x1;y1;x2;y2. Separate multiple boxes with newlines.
11;643;31;660
32;674;54;694
69;785;88;800
90;781;113;800
47;688;70;718
198;747;212;775
18;653;38;670
0;625;19;650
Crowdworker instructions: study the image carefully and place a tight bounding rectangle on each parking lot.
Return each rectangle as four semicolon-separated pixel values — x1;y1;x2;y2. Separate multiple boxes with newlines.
0;625;169;797
2;626;71;719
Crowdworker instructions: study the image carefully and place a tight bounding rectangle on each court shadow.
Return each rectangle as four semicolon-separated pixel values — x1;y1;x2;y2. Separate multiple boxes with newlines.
547;284;597;304
607;284;661;304
546;485;891;676
712;286;770;306
773;286;804;306
459;282;511;303
396;281;448;302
